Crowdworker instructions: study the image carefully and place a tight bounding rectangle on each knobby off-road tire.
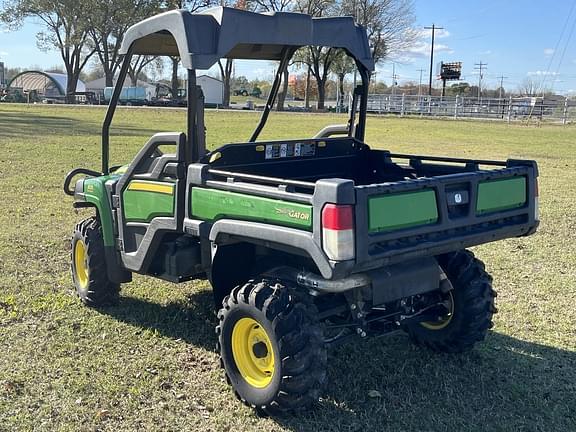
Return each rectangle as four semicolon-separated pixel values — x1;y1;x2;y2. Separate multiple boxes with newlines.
216;279;327;414
407;250;497;353
71;216;120;307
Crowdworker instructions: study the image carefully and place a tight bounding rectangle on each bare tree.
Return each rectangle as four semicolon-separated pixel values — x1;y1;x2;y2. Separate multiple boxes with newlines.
340;0;416;63
518;77;551;97
1;0;97;103
129;55;162;86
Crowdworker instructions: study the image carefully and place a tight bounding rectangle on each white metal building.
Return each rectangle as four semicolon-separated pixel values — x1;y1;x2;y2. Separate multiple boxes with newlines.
197;75;223;106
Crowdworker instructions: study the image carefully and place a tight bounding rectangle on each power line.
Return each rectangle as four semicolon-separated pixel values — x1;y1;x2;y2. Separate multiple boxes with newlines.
424;24;444;96
552;6;576;92
474;61;487;101
542;0;576;92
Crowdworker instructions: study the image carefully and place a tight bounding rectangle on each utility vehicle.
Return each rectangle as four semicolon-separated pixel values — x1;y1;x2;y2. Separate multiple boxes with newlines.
64;7;539;414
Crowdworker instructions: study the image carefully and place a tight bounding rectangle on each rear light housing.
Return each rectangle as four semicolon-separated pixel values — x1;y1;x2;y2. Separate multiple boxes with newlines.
321;204;355;261
534;178;539;221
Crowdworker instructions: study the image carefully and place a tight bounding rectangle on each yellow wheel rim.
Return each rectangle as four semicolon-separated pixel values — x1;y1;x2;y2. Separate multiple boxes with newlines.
421;291;454;330
231;317;275;388
74;239;89;289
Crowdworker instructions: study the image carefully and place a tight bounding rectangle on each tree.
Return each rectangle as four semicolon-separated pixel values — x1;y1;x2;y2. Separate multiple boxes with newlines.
292;0;416;109
88;0;161;87
128;55;158;86
1;0;97;102
340;0;416;64
292;0;337;109
331;50;355;108
518;77;551;97
447;82;471;96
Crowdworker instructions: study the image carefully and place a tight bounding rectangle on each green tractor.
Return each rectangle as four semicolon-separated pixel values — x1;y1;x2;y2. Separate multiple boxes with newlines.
64;7;539;414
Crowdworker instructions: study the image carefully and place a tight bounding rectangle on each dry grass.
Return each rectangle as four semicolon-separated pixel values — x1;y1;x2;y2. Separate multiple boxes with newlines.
0;104;575;431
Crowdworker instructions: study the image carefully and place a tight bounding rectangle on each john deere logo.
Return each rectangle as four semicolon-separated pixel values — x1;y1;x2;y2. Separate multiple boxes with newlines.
275;207;310;221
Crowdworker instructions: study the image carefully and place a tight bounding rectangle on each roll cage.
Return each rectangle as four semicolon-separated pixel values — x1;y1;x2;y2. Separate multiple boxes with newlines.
102;6;375;175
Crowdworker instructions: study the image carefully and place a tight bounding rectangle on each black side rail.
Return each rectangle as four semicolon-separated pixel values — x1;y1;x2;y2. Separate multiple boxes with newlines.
208;169;316;190
63;168;101;196
386;152;508;167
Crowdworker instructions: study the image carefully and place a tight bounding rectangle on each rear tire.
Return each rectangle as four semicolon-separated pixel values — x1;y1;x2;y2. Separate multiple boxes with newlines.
406;250;496;353
71;216;120;307
216;279;326;414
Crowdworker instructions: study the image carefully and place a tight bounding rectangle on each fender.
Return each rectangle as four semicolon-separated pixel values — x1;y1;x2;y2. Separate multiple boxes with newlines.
73;177;116;247
72;177;131;284
208;219;355;280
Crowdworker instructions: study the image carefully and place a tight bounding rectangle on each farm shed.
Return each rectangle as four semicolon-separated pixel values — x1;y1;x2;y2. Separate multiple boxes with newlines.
8;71;86;98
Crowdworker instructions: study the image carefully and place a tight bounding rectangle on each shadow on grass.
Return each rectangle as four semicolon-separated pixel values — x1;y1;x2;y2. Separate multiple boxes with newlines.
100;291;576;431
0;111;162;138
100;290;217;351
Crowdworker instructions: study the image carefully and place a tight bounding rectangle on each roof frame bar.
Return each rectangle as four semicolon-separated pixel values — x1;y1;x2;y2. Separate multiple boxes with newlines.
249;47;295;142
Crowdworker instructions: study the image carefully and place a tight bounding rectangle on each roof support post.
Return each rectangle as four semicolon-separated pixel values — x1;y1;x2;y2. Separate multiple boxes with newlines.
354;64;370;142
187;69;202;163
101;46;133;175
249;48;294;142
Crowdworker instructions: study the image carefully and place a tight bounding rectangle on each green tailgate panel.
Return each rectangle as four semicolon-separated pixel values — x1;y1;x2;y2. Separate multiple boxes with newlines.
191;188;312;230
123;181;175;222
476;177;527;214
368;190;438;233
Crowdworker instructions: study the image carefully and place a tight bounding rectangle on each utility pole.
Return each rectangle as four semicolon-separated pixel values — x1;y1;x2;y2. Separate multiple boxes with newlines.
474;61;487;102
497;74;508;99
391;63;398;96
417;68;425;98
424;24;444;96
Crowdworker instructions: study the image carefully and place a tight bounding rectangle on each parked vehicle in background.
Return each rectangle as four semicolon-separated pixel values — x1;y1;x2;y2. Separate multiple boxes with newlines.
103;86;148;106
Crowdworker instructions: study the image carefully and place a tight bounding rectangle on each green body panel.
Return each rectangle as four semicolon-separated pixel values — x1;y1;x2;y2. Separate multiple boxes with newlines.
82;175;119;247
191;188;313;230
476;177;527;214
122;182;175;222
368;189;438;233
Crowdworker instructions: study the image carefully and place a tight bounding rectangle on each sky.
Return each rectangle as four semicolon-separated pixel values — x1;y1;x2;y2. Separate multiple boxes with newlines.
1;0;576;95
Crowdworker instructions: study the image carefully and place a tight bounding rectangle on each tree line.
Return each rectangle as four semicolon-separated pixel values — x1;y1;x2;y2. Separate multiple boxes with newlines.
0;0;416;106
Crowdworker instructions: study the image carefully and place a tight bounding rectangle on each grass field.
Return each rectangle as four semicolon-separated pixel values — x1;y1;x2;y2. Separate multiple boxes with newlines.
0;104;575;432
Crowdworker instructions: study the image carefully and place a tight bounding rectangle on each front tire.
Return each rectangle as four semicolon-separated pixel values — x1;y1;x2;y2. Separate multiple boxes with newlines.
406;250;497;353
216;279;326;414
71;216;120;307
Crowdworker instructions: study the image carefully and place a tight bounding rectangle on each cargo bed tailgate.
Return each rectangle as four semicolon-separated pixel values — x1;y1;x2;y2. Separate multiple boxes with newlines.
354;159;538;270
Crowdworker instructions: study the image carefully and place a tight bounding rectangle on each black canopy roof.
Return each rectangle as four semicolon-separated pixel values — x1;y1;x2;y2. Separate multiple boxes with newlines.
119;6;375;71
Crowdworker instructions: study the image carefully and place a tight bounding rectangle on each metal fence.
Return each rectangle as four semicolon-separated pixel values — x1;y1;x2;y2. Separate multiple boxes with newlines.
365;94;576;124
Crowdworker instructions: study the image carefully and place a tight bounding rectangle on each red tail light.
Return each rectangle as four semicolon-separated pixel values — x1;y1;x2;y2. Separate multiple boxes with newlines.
322;204;354;230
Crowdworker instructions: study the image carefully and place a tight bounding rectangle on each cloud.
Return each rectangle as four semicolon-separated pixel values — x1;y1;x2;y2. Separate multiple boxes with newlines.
416;28;451;40
389;26;454;64
392;42;454;63
528;71;560;76
479;50;492;55
544;48;554;56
